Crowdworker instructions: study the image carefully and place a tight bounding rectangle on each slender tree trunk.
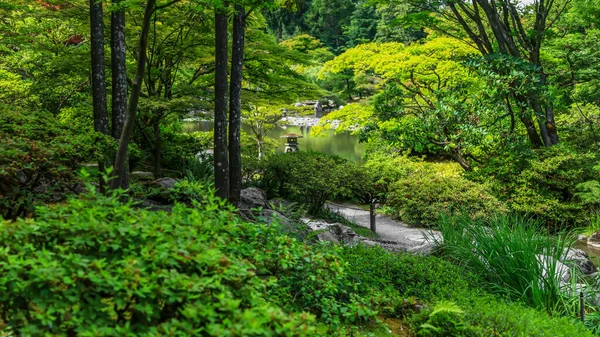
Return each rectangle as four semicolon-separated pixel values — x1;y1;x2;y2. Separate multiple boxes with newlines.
90;0;110;136
512;93;543;148
110;0;128;188
90;0;110;193
520;116;543;148
214;4;229;200
451;149;471;171
228;4;245;205
153;121;162;177
257;137;263;160
110;0;155;190
546;104;559;145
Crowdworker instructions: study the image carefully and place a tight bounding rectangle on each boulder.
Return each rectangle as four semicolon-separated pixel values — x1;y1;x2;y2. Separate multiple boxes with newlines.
317;231;340;244
256;209;314;242
155;177;177;189
327;223;360;245
562;248;596;275
536;254;571;284
240;187;268;209
268;198;295;211
302;218;361;245
258;209;291;229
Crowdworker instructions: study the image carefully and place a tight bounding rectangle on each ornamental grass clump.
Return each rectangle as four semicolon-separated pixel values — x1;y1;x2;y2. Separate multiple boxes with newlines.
431;214;571;313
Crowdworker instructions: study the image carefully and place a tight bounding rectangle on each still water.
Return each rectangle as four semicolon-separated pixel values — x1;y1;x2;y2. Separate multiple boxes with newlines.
183;121;365;162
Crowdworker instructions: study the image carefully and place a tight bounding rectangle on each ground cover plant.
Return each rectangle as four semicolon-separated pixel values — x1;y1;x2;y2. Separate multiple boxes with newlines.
0;185;595;336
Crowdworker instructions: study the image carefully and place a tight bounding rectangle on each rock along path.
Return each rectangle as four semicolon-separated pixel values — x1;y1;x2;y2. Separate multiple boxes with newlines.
326;202;442;254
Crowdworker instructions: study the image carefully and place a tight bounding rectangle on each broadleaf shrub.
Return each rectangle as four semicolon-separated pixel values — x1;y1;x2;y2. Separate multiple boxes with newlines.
260;151;352;212
0;106;106;219
0;187;381;335
387;173;505;227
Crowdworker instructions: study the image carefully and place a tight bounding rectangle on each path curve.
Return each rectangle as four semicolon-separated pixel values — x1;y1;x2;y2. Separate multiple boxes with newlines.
326;202;442;254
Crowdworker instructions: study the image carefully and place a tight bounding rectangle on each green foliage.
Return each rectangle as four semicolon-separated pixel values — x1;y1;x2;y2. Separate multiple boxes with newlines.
0;106;107;220
387;172;505;227
432;214;575;312
0;186;391;335
584;311;600;335
575;180;600;209
260;151;353;213
417;301;467;337
341;245;472;305
471;144;600;227
157;126;210;172
343;245;593;337
167;179;214;206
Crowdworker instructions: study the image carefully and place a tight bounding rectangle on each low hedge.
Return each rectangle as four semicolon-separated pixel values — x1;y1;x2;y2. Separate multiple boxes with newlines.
387;173;506;227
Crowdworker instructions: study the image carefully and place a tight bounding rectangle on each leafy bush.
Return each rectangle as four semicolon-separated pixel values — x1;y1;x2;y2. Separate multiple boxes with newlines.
387;173;505;227
0;186;389;335
470;144;600;228
260;151;352;213
0;106;106;219
155;126;210;172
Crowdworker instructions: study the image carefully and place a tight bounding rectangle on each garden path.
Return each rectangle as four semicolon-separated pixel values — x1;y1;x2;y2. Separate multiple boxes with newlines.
325;202;442;254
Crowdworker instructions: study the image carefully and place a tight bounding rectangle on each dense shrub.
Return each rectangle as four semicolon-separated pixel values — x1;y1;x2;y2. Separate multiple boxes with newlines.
363;151;462;195
260;151;352;212
0;106;106;219
470;144;600;227
0;187;384;335
150;126;211;172
386;173;505;227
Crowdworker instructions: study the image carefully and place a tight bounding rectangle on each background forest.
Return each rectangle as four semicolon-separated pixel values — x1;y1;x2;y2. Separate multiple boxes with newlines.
3;0;600;335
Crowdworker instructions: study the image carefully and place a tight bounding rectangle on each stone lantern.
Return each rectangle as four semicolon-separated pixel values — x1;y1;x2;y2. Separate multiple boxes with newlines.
281;133;303;153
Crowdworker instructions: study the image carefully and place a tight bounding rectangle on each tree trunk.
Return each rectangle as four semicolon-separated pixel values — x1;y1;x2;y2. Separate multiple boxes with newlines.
257;137;263;160
90;0;110;193
110;0;128;188
153;121;162;177
228;4;245;205
546;104;559;145
90;0;110;136
214;4;229;200
520;116;543;148
452;149;471;171
110;0;155;190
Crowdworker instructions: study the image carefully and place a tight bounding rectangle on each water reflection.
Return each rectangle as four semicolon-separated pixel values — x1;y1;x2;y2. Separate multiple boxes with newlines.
183;121;365;162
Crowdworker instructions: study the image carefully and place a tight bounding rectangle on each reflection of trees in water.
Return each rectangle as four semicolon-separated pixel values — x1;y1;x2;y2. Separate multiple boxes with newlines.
183;122;364;161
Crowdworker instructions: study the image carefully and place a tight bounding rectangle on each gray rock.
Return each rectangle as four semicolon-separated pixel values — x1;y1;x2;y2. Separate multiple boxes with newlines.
268;198;295;211
155;177;177;189
537;254;571;284
328;223;360;245
562;248;596;275
240;187;268;209
258;209;291;228
317;231;340;244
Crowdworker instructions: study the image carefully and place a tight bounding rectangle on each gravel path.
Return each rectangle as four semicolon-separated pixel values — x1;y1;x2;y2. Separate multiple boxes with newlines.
326;202;442;254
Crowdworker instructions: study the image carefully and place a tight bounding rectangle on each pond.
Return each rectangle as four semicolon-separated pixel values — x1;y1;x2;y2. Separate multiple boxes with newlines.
183;121;365;162
573;240;600;268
